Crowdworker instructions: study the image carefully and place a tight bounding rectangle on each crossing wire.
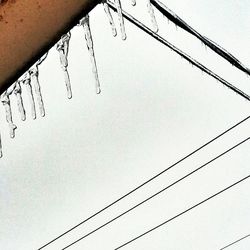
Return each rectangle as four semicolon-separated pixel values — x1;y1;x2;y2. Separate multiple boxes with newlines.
38;115;250;249
62;137;250;249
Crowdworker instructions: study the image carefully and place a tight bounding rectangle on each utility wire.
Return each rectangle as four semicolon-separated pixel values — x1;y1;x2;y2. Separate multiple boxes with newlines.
150;0;250;76
219;233;250;250
38;115;250;249
62;137;250;249
115;174;250;249
107;1;250;101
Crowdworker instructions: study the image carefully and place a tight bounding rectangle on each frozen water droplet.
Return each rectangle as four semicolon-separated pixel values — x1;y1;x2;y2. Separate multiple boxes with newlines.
103;1;117;37
131;0;136;6
1;91;17;138
14;81;26;121
56;32;72;99
29;64;46;116
147;0;158;33
80;15;101;94
114;0;127;40
21;73;36;120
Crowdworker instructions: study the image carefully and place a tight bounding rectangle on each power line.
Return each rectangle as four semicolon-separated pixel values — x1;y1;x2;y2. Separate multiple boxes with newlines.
219;233;250;250
62;137;250;249
115;174;250;250
38;115;250;249
150;0;250;76
107;1;250;101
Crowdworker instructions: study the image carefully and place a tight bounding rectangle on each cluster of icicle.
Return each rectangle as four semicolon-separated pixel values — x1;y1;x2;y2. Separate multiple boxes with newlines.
0;54;47;158
103;0;159;39
0;0;159;158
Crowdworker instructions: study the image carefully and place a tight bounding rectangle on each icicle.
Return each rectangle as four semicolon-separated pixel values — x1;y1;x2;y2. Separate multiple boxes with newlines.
13;81;26;121
56;32;72;99
131;0;136;6
21;73;36;120
29;52;47;116
114;0;127;40
29;65;46;116
1;90;17;139
80;15;101;94
103;1;117;37
147;0;158;32
29;65;45;116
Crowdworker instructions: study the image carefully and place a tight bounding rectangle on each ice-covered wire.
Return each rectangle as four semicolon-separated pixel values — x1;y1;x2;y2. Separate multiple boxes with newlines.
151;0;250;76
107;1;250;101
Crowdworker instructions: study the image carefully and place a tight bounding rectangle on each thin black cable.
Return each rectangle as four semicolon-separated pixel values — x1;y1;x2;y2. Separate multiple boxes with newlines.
107;1;250;101
62;137;250;249
38;115;250;249
220;233;250;250
150;0;250;76
115;174;250;250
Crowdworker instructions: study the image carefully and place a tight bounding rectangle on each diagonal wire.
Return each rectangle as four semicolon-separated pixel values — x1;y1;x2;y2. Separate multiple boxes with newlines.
38;115;250;249
107;1;250;101
219;233;250;250
62;137;250;249
115;174;250;249
150;0;250;76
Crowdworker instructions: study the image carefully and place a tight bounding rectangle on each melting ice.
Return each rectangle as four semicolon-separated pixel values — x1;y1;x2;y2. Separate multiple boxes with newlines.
103;1;117;37
14;81;26;121
80;15;101;94
1;87;17;139
114;0;127;40
56;33;72;99
21;73;36;120
29;53;48;116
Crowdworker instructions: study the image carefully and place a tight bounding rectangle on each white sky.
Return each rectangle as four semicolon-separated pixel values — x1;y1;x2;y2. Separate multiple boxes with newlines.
0;1;250;249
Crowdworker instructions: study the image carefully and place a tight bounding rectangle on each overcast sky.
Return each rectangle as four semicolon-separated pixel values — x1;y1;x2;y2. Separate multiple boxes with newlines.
0;1;250;249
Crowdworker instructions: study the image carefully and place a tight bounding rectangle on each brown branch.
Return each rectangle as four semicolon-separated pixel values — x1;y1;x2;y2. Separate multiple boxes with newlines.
0;0;101;94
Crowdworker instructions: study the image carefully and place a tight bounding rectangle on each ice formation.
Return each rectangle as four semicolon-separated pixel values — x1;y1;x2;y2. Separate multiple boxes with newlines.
1;86;17;139
56;33;72;99
103;1;117;37
114;0;127;40
79;15;101;94
13;81;26;121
